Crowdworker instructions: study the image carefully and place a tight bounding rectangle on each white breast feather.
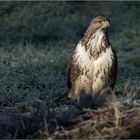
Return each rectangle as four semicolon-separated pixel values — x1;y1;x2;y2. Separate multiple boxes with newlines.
74;30;113;78
94;47;113;74
90;30;105;51
75;43;94;74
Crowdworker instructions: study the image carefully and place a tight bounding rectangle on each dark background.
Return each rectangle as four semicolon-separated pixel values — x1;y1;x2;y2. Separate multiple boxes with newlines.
0;1;139;107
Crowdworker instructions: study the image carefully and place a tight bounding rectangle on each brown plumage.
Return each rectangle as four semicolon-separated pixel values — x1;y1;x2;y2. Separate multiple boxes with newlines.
67;16;118;100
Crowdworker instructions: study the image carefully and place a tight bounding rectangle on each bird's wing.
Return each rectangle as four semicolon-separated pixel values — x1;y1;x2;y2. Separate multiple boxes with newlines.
109;49;118;89
67;55;72;89
67;54;81;89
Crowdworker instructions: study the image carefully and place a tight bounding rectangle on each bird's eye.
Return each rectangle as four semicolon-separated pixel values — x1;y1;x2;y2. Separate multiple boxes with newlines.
98;20;102;23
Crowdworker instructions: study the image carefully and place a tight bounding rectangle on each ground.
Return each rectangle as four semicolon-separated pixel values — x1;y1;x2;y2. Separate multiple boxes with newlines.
0;1;139;139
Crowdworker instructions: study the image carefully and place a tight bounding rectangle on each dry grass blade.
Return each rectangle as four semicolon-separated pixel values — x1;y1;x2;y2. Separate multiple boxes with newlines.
48;99;140;139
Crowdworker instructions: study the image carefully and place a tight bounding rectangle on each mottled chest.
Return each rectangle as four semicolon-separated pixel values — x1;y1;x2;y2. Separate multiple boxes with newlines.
74;44;95;76
74;44;114;78
93;48;114;78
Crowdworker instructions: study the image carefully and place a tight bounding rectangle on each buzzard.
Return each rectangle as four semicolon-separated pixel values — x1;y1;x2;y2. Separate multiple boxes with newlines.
67;16;117;100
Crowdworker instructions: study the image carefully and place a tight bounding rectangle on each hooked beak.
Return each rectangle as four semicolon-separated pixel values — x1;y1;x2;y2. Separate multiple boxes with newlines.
102;21;110;28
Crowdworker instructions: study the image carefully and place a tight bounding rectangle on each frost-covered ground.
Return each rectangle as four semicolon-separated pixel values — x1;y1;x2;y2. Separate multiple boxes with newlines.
0;1;139;138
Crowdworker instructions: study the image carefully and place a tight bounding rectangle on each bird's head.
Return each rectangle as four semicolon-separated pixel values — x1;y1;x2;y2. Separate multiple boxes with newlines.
90;16;110;31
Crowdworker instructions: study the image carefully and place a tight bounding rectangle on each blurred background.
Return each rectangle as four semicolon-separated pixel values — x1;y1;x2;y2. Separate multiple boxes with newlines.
0;1;139;107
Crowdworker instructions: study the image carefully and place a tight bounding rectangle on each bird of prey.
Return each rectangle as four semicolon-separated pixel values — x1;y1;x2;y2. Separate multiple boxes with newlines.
67;16;117;100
